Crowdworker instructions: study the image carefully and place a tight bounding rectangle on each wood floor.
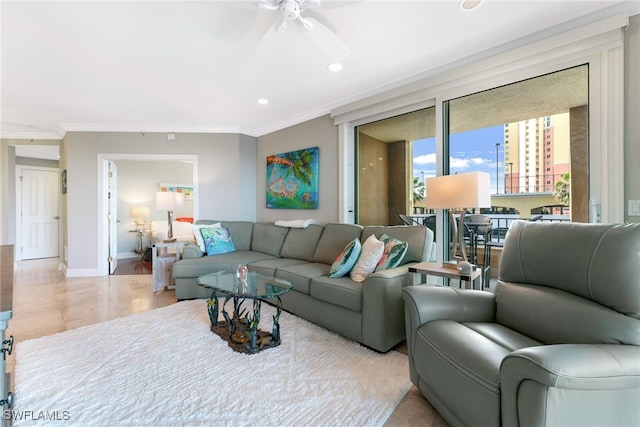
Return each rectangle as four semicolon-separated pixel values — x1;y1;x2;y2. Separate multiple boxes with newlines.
113;257;152;275
5;257;447;427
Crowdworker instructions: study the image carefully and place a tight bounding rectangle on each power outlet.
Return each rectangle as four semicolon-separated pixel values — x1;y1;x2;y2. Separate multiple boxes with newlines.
629;200;640;217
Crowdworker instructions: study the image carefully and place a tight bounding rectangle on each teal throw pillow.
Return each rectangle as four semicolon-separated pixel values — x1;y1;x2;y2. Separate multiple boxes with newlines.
201;226;235;256
375;234;408;272
328;238;361;278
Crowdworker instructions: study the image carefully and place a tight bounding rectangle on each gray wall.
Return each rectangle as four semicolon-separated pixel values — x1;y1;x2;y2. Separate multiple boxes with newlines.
62;131;256;273
625;14;640;223
257;115;340;224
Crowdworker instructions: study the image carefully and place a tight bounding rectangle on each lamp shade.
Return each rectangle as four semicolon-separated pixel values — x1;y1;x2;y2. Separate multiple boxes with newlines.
156;191;184;211
130;206;149;219
425;172;491;209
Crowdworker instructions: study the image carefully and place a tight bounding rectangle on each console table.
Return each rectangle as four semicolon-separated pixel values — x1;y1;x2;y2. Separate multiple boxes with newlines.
152;241;187;293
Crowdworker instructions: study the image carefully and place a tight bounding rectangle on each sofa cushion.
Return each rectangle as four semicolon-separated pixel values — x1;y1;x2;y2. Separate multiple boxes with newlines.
172;250;278;279
279;224;324;261
312;223;363;265
350;234;385;283
251;223;289;257
362;225;432;264
216;221;254;251
375;234;408;272
328;238;361;278
247;258;309;278
310;276;363;312
275;263;330;295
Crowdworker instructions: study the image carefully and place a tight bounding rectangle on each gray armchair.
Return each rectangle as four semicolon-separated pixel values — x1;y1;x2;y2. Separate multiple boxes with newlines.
403;221;640;427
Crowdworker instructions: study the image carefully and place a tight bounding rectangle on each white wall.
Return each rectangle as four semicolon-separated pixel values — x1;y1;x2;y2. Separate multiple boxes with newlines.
115;159;193;255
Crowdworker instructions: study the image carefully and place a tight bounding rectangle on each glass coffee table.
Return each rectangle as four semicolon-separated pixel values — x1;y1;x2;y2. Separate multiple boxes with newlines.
196;271;293;354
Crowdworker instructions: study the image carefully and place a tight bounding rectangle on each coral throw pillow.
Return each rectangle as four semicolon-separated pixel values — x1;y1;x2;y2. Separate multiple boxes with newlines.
201;226;235;256
328;238;362;278
375;234;408;272
350;234;385;283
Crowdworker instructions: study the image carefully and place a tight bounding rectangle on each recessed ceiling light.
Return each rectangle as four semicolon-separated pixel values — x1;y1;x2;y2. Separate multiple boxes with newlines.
459;0;482;11
257;98;269;105
328;63;343;72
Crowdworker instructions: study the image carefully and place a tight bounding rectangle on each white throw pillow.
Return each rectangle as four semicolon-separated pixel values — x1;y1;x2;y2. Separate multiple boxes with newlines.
350;234;385;283
192;223;221;252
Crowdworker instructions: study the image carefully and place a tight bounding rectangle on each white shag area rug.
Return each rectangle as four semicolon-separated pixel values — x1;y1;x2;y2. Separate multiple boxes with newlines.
13;300;411;426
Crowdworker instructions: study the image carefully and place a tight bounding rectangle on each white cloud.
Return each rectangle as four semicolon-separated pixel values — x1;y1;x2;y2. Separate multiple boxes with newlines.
413;153;436;165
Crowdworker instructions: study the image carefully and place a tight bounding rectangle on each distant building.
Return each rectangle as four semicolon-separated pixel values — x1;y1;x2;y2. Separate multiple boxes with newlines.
503;113;570;194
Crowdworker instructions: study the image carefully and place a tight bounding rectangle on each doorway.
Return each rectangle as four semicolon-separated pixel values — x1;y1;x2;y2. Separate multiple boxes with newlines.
96;154;199;276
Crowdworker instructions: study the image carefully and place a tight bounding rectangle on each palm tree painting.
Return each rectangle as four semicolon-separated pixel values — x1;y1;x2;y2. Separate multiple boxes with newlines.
266;146;319;209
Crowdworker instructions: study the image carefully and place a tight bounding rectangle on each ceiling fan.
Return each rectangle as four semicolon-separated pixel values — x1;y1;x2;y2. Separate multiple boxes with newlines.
253;0;352;61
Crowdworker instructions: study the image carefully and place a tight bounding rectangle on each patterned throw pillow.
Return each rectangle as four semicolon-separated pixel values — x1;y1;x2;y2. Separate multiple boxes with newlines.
328;238;362;278
350;234;385;283
375;234;408;272
201;226;235;256
192;223;221;251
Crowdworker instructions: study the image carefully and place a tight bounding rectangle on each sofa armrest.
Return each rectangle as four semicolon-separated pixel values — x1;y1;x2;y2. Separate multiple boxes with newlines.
501;344;640;426
182;244;204;259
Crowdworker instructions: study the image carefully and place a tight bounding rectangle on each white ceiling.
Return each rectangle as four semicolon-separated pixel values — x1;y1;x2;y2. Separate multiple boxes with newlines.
1;0;638;141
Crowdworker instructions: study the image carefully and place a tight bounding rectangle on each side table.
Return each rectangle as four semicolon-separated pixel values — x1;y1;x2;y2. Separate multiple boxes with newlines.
408;261;481;289
152;241;187;293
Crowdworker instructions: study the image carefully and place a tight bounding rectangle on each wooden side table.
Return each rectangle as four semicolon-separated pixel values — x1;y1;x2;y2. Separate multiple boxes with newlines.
408;261;481;289
152;241;187;293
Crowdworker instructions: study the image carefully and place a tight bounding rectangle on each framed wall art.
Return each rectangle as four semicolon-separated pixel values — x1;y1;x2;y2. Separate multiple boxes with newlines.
266;146;319;209
159;183;194;200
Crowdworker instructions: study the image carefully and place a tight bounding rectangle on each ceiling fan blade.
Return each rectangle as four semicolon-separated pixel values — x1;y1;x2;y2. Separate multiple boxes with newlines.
257;0;280;11
301;17;351;61
301;0;321;10
252;20;286;61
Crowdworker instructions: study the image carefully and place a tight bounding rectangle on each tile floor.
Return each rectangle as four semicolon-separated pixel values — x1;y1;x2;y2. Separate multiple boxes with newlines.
4;257;448;427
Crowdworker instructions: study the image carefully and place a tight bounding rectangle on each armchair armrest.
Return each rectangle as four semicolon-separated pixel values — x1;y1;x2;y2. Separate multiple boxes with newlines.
402;286;496;378
403;286;496;329
501;344;640;426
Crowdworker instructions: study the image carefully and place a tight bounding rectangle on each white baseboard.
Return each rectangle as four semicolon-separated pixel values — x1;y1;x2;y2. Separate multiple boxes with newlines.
64;267;101;277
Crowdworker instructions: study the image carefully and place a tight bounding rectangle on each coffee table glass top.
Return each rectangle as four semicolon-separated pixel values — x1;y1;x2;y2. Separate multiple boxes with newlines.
197;271;292;299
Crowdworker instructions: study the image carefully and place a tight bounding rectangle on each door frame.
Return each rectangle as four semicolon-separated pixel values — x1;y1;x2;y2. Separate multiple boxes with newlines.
14;165;60;261
96;153;199;276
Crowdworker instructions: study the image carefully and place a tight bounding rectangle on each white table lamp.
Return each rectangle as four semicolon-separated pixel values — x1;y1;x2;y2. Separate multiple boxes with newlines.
156;192;184;242
425;172;491;263
130;206;149;231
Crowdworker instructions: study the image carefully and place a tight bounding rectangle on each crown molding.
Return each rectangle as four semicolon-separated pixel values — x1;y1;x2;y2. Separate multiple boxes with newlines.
0;131;63;140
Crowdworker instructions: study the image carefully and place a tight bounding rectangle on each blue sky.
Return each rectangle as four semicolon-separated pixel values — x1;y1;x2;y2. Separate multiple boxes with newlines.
413;125;505;191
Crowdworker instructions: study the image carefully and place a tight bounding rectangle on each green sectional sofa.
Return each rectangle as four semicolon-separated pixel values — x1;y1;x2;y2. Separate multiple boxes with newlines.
172;220;434;352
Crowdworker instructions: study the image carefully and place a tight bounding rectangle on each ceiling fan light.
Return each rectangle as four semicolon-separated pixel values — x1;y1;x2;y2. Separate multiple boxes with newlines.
328;62;343;72
459;0;482;11
281;1;301;20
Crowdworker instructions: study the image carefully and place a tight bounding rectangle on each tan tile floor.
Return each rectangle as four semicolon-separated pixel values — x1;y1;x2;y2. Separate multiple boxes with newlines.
5;257;447;427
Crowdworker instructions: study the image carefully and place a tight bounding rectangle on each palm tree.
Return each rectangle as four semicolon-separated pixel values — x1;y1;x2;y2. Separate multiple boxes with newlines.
413;176;425;202
553;172;570;205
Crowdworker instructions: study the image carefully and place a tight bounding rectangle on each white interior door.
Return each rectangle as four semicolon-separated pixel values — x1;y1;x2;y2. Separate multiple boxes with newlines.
108;161;118;274
18;167;60;260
